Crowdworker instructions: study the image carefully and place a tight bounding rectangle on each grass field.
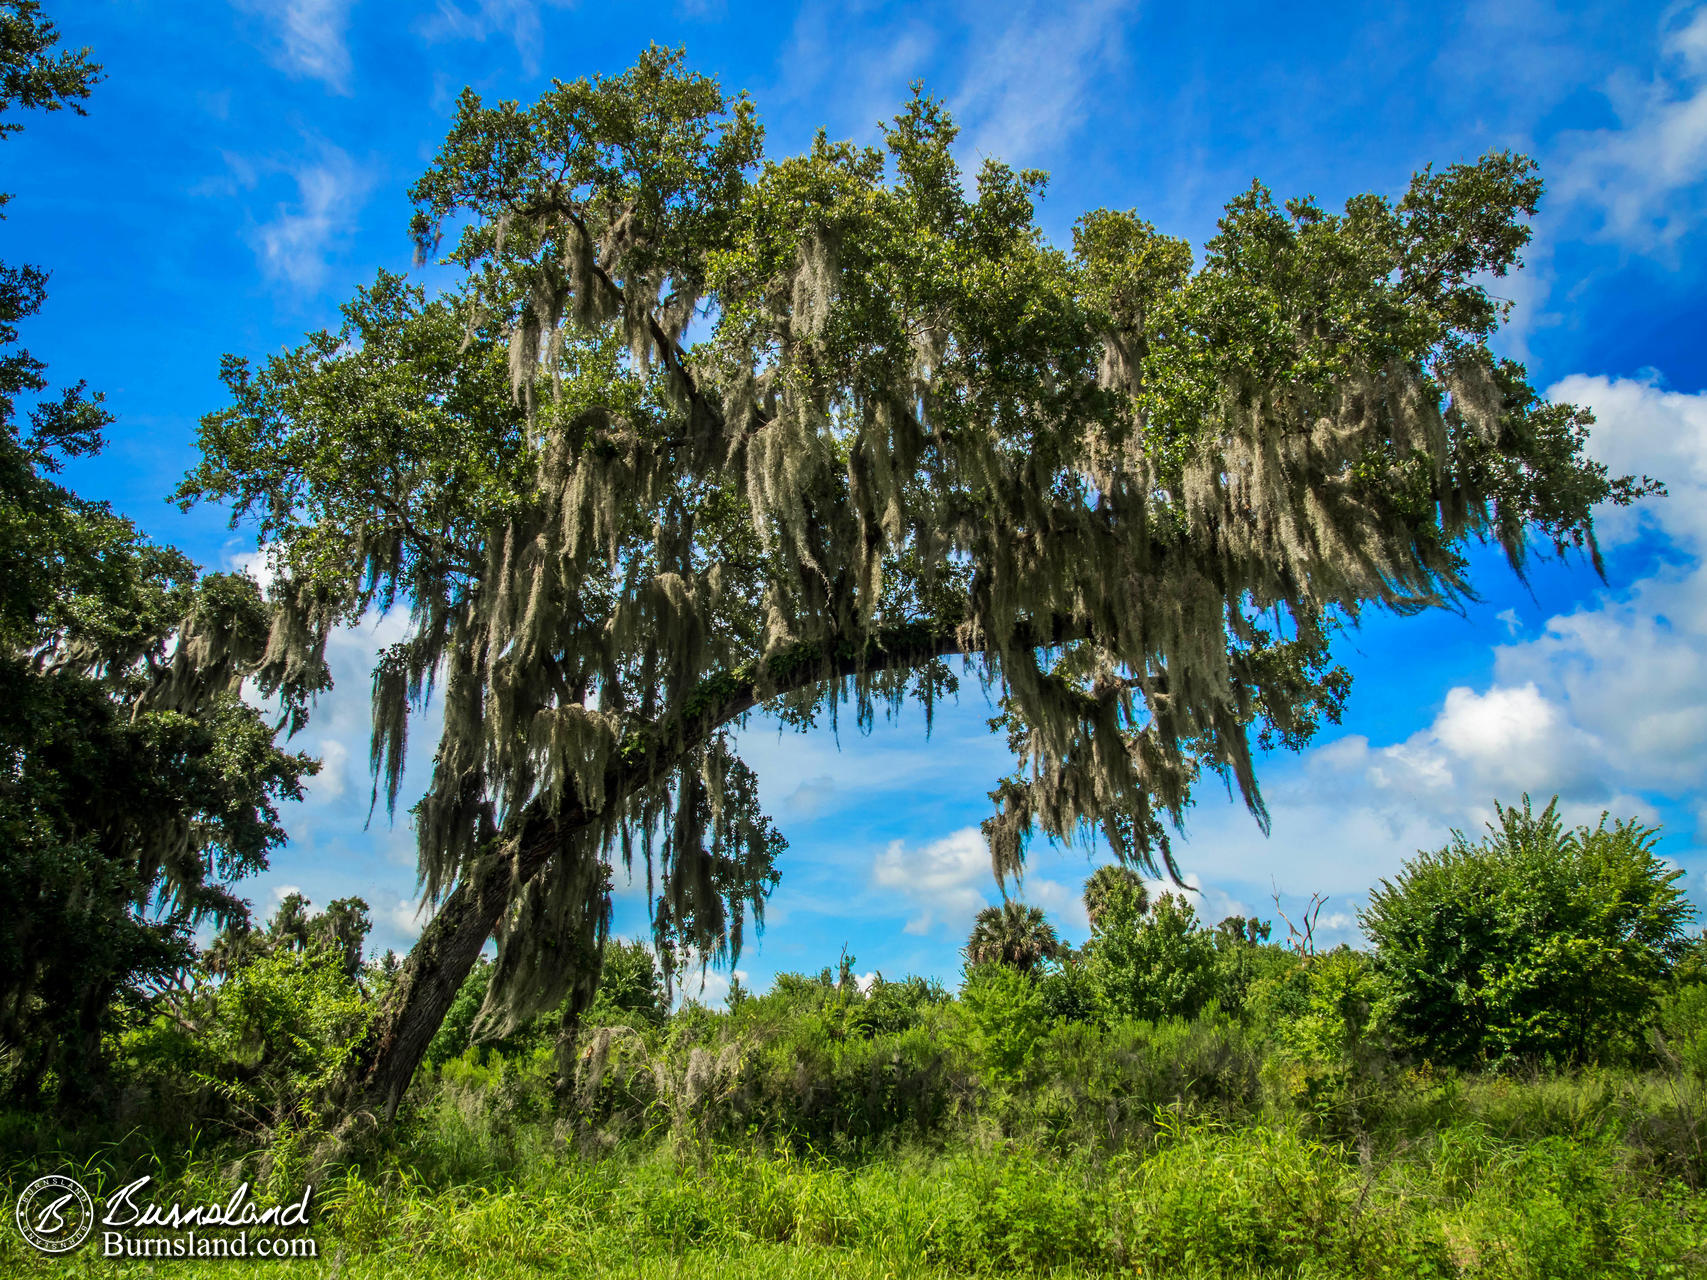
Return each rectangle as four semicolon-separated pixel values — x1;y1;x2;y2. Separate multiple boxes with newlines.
7;1064;1707;1278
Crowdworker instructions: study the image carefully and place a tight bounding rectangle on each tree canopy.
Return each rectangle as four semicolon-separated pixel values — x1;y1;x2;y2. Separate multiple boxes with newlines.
0;0;313;1104
177;47;1651;1110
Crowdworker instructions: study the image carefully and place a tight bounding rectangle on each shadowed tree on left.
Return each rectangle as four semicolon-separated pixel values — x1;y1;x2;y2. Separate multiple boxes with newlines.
0;1;318;1110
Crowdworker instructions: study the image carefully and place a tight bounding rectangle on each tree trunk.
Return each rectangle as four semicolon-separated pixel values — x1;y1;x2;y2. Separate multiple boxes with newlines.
344;810;562;1123
331;616;1026;1132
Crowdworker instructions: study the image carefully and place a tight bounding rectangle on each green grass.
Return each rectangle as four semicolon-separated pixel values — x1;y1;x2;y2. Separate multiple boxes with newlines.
6;1100;1706;1279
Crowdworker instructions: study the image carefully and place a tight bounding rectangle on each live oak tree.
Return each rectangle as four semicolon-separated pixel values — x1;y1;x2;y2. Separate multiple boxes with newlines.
179;48;1650;1123
0;1;314;1104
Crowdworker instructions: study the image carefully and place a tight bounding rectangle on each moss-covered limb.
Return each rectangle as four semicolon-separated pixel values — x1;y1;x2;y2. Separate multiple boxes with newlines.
344;609;1084;1124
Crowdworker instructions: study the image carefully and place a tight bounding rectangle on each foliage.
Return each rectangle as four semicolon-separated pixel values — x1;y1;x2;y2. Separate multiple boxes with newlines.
0;0;98;145
591;938;667;1024
953;962;1050;1089
122;946;374;1139
961;900;1062;975
12;794;1707;1278
0;1;314;1108
1363;795;1697;1067
175;47;1651;1106
1656;983;1707;1082
1249;946;1388;1127
1084;889;1220;1022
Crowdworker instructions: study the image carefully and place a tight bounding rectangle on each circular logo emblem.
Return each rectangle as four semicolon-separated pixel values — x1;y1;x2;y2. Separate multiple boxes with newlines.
14;1174;94;1254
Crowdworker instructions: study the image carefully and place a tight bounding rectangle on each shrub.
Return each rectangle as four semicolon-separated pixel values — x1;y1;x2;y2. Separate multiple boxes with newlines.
122;945;373;1135
1657;983;1707;1082
955;962;1050;1089
1084;890;1219;1022
1362;795;1696;1067
1249;946;1387;1127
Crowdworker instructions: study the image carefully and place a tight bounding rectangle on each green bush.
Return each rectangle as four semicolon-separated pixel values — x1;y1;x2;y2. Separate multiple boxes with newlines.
1657;983;1707;1081
1249;946;1388;1128
1362;796;1696;1067
122;944;372;1135
953;962;1050;1089
1084;889;1219;1022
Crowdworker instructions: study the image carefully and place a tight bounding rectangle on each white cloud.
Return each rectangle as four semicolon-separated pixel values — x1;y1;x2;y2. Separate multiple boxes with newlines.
251;144;373;291
416;0;576;76
1026;875;1090;941
235;0;355;94
386;896;431;941
950;0;1136;168
311;738;351;801
1551;372;1707;548
872;826;994;936
1557;7;1707;249
230;546;278;593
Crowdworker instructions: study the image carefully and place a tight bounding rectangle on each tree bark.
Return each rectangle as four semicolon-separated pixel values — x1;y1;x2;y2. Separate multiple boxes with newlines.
344;812;563;1122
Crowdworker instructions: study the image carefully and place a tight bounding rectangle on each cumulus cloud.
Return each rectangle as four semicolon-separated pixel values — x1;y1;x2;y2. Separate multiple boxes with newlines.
1302;376;1707;831
872;826;994;936
235;0;355;93
1552;372;1707;548
1556;7;1707;249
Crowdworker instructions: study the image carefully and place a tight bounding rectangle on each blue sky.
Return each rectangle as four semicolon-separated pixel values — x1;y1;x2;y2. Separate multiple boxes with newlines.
12;0;1707;997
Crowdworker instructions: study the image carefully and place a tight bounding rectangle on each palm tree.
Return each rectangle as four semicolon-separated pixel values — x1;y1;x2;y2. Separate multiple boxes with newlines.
964;901;1062;975
1083;865;1148;932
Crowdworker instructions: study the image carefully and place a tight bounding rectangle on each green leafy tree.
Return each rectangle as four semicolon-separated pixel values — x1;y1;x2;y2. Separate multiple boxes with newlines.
0;3;315;1106
964;901;1063;975
1085;889;1220;1022
592;938;667;1024
1362;796;1696;1066
175;48;1650;1121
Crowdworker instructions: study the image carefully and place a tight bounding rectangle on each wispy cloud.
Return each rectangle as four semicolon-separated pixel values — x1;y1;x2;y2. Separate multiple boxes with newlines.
950;0;1135;169
415;0;576;76
1557;6;1707;249
768;0;1136;169
249;143;373;291
234;0;356;94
